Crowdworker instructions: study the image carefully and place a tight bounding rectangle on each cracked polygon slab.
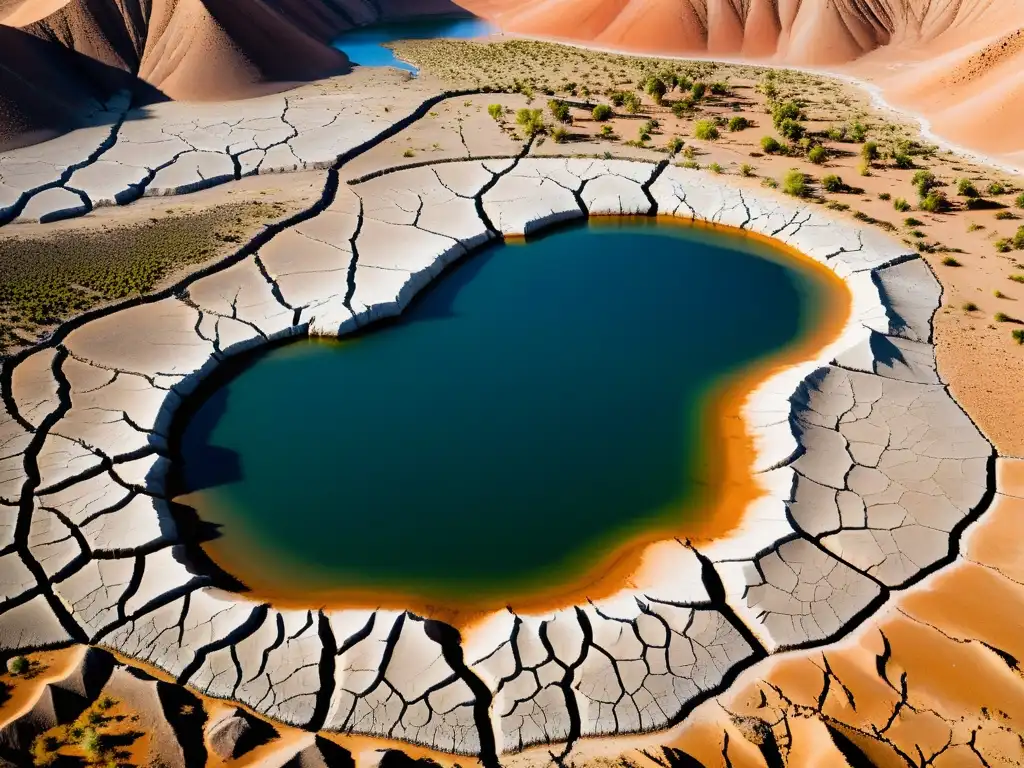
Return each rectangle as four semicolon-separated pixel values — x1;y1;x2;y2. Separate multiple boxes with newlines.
0;551;37;608
0;157;998;755
0;595;73;649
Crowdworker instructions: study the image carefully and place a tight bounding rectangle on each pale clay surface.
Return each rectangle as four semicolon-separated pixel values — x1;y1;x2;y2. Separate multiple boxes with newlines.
0;140;993;761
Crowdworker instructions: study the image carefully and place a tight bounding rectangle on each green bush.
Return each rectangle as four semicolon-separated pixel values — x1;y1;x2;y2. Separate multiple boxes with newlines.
591;104;613;121
760;136;782;154
848;120;868;142
771;101;803;129
709;162;723;174
1013;329;1024;345
645;77;667;104
609;91;626;107
808;145;827;165
777;118;805;141
7;656;28;675
551;126;570;143
516;108;544;137
623;92;642;114
1015;226;1024;250
957;178;979;197
671;99;694;118
691;82;707;100
1016;192;1024;209
740;163;755;177
988;181;1008;195
920;190;950;213
487;104;503;121
941;256;961;266
782;170;808;198
599;125;615;139
995;312;1012;322
962;302;979;312
912;169;939;196
997;238;1014;253
996;211;1019;220
710;81;730;95
728;116;749;132
694;120;719;141
822;174;844;192
548;100;571;123
826;125;846;141
861;141;879;162
894;198;911;212
879;192;892;201
666;136;684;155
892;153;914;169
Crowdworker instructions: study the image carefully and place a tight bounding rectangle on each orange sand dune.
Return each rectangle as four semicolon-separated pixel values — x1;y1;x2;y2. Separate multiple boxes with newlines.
462;0;1024;162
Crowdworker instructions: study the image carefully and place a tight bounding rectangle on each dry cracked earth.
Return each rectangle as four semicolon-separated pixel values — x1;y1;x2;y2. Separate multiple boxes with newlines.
0;71;1017;768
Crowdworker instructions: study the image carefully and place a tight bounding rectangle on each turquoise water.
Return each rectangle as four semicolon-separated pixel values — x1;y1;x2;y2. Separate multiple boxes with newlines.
332;17;496;73
178;220;832;602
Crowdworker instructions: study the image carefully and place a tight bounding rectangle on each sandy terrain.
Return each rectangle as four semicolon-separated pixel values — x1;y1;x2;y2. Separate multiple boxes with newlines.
0;28;1022;766
459;0;1024;169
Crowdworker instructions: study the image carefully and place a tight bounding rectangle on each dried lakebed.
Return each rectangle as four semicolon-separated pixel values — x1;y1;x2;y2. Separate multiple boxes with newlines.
176;219;841;609
0;159;994;759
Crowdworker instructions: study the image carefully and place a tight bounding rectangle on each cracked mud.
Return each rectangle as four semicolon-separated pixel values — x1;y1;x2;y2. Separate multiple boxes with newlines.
0;145;995;762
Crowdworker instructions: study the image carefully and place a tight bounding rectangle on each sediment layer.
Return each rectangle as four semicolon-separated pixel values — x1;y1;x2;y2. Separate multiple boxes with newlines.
0;154;993;758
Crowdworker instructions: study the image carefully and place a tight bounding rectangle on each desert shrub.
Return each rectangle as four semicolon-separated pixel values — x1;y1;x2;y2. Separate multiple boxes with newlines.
599;125;615;139
671;99;695;117
402;148;415;158
996;312;1013;322
487;104;503;121
996;290;1008;298
679;160;700;170
826;125;846;141
893;198;911;212
1013;329;1024;345
609;91;626;107
962;302;979;312
7;656;28;675
879;192;892;201
740;163;755;177
666;136;684;154
996;210;1019;220
941;256;961;266
710;81;730;95
848;120;868;142
1016;192;1024;209
548;100;571;123
904;217;924;227
623;92;642;113
892;153;914;169
858;159;872;176
861;141;880;162
822;174;844;192
997;239;1014;253
777;118;805;141
691;82;707;100
1015;226;1024;250
771;101;803;128
694;120;719;141
920;190;950;213
782;170;808;198
762;177;780;189
912;169;939;196
988;181;1008;195
646;77;668;104
591;104;612;121
808;145;827;164
957;178;979;197
1010;274;1024;283
760;136;782;154
550;126;570;143
515;108;544;136
709;162;723;174
728;116;749;131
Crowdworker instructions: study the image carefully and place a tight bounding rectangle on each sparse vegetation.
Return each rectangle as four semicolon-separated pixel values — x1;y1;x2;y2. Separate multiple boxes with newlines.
894;198;912;212
941;256;962;266
822;174;845;193
487;103;503;121
920;190;950;213
709;162;723;174
7;655;29;675
996;211;1019;220
1016;192;1024;209
957;178;980;197
761;136;783;154
1013;329;1024;344
740;163;755;177
988;181;1008;195
694;120;720;141
591;104;612;121
728;116;749;132
782;170;808;198
963;302;979;312
666;136;684;155
808;145;827;165
548;99;571;123
515;108;545;137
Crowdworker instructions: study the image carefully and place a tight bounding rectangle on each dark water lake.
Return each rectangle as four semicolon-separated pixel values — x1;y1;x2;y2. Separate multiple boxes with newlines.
331;16;496;73
178;219;835;604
